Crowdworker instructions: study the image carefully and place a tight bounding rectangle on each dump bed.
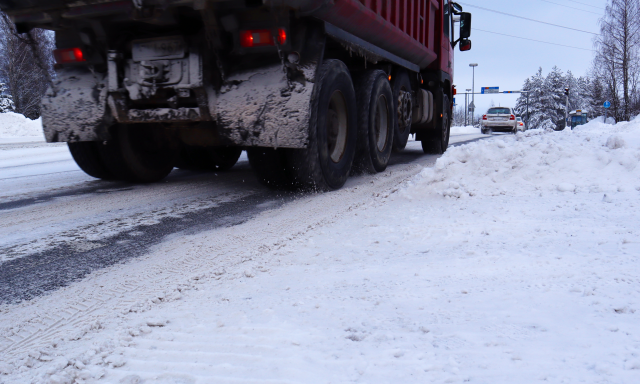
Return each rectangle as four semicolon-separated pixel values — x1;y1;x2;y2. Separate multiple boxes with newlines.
277;0;441;69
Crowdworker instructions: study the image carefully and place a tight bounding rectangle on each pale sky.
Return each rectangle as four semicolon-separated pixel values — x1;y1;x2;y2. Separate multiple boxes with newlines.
453;0;607;115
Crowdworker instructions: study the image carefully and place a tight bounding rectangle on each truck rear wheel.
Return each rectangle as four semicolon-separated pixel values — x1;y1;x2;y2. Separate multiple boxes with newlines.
98;124;175;183
421;93;451;154
177;145;242;172
352;70;394;174
247;148;294;189
391;70;413;152
288;59;357;190
68;141;115;180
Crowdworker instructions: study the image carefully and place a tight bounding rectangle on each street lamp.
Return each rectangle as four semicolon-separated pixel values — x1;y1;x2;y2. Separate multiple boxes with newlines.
469;63;478;126
465;88;471;126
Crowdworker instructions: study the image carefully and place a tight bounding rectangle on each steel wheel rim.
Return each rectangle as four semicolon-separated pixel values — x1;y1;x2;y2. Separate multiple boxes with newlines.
374;94;389;152
397;88;411;133
326;90;349;163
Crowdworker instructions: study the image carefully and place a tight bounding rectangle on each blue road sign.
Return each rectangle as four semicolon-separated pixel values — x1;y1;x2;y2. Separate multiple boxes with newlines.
604;101;611;109
481;87;499;94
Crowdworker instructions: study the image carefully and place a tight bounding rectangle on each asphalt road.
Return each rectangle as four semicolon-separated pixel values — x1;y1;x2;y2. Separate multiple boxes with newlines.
0;134;486;304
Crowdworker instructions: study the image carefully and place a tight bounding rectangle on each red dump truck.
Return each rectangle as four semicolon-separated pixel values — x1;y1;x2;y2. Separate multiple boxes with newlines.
1;0;472;190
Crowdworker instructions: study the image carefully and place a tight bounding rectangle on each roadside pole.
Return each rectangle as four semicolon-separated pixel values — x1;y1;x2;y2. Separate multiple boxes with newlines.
526;92;529;130
464;93;468;126
564;88;570;129
604;100;611;124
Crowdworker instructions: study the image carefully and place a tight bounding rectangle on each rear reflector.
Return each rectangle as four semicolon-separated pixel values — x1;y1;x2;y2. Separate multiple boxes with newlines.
240;28;287;48
53;48;86;64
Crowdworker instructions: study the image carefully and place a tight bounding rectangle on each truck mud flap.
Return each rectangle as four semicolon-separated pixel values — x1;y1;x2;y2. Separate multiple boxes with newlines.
40;68;111;143
215;63;316;149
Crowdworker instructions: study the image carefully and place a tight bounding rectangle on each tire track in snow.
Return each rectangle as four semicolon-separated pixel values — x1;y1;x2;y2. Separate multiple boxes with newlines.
0;159;426;365
0;137;488;368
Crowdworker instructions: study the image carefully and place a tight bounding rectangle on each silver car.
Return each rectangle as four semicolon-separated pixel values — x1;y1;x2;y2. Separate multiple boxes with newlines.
481;107;518;134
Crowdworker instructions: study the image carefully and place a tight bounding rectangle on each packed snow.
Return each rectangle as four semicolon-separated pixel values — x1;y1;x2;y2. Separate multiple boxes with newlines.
1;118;640;383
0;112;44;142
450;125;481;135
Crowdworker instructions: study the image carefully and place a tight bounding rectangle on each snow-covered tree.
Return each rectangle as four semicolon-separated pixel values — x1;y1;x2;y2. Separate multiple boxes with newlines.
516;67;595;130
515;67;552;129
0;12;54;119
0;82;14;112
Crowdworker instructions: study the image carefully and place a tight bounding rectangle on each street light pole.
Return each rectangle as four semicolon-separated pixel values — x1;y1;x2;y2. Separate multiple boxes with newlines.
469;63;478;126
465;88;471;126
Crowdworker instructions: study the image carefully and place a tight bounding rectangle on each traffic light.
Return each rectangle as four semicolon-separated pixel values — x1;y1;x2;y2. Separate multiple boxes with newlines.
564;88;570;96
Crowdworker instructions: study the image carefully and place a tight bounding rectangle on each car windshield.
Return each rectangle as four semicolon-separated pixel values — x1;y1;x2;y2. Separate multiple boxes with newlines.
487;108;510;114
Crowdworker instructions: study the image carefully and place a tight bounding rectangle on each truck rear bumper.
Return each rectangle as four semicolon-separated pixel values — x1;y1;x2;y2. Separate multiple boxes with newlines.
41;64;317;148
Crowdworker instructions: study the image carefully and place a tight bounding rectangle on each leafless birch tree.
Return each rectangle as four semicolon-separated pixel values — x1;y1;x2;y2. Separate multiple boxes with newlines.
593;0;640;121
0;12;54;119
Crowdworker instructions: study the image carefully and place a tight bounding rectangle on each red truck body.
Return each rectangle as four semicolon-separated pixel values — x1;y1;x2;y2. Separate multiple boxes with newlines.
0;0;471;189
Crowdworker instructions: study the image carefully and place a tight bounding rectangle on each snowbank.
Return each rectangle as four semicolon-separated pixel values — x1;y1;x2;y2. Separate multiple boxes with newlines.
451;125;481;135
404;119;640;200
0;112;44;140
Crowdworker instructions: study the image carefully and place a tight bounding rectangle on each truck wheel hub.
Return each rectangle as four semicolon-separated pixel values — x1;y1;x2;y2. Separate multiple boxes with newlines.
397;90;412;132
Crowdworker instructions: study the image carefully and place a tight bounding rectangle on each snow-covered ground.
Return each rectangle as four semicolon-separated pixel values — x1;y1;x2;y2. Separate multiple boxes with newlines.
0;112;44;143
1;117;640;383
451;125;481;135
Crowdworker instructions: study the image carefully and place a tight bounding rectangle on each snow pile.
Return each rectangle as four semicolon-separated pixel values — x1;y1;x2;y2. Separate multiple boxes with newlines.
0;112;44;139
450;125;481;135
404;119;640;200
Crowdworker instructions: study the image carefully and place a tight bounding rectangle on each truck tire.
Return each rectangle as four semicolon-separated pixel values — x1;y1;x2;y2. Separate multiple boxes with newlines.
68;141;115;180
177;145;242;172
98;124;174;183
247;148;294;189
287;59;357;191
421;93;451;154
391;69;413;152
352;70;394;174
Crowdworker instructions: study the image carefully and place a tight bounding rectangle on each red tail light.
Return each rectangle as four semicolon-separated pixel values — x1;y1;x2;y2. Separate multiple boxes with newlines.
277;28;287;45
240;28;287;48
53;48;86;64
510;114;515;120
482;115;487;120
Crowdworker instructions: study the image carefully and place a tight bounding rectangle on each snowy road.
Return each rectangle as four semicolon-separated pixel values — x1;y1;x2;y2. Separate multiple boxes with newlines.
0;133;485;304
3;122;638;384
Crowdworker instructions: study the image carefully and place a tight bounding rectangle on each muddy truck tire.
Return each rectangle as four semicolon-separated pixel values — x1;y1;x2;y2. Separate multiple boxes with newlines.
287;59;357;191
177;146;242;172
421;93;451;155
247;148;295;189
352;70;394;174
68;141;115;180
391;69;413;152
98;125;175;183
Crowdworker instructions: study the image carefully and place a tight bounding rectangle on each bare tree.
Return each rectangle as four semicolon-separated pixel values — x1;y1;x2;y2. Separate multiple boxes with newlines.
593;0;640;121
0;12;54;119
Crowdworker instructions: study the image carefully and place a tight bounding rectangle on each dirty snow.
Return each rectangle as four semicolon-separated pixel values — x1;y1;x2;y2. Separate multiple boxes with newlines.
1;119;640;383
